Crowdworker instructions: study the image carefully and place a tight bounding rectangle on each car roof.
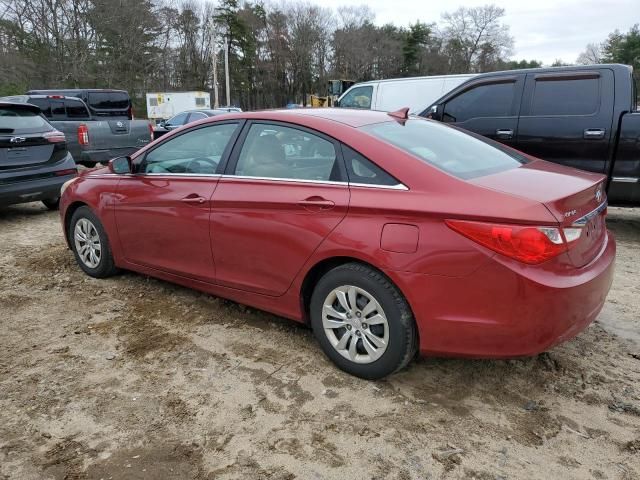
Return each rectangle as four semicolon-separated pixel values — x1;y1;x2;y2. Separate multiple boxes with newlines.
216;108;397;128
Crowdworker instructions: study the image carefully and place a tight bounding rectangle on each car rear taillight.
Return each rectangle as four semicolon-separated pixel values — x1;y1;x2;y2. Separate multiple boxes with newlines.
43;130;66;143
445;220;573;265
148;122;154;141
77;124;89;145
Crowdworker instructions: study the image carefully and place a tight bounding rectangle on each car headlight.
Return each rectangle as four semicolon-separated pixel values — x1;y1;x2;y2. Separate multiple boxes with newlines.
60;177;79;196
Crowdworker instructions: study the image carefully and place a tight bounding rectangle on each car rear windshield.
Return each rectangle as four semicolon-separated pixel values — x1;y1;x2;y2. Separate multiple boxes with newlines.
360;119;527;179
0;108;51;134
87;91;130;110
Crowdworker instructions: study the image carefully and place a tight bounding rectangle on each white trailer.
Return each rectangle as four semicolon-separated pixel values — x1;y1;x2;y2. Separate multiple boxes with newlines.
146;91;211;122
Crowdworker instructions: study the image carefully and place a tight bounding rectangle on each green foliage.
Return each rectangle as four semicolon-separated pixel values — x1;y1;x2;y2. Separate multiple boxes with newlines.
503;59;543;70
602;24;640;70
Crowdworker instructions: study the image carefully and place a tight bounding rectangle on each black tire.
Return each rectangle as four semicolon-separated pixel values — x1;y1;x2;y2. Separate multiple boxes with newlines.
310;262;418;380
42;197;60;210
69;206;118;278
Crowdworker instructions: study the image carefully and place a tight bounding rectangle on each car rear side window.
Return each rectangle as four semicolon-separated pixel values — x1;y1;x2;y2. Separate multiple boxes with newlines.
530;77;599;116
341;145;401;186
361;119;526;180
0;108;51;134
443;82;516;123
235;123;339;182
28;98;51;117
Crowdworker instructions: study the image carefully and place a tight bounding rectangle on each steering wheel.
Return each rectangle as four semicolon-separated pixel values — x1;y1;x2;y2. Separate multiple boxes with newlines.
186;157;218;174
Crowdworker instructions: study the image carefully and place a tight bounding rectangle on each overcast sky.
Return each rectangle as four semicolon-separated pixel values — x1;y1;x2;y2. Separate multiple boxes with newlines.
321;0;637;65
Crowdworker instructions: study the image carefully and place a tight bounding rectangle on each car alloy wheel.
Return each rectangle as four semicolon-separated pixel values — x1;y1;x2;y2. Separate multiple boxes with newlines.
74;218;101;268
322;285;389;364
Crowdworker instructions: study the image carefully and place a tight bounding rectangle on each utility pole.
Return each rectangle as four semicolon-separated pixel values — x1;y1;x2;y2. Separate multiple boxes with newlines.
224;36;230;107
213;44;219;108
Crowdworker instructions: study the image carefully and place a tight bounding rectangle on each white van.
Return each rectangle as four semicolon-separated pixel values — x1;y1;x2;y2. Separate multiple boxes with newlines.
337;74;477;114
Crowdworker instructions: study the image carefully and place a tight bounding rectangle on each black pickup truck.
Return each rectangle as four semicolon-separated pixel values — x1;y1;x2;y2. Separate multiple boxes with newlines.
422;64;640;206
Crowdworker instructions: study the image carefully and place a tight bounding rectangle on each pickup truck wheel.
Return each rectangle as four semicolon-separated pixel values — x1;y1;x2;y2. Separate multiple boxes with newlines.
69;206;118;278
42;197;60;210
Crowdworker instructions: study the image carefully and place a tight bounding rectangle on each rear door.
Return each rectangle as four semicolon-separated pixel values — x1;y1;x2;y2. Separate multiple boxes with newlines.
516;69;615;173
211;121;349;296
439;75;525;146
114;121;241;282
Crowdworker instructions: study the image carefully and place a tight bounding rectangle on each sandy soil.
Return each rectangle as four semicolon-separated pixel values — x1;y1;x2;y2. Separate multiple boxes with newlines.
0;203;639;480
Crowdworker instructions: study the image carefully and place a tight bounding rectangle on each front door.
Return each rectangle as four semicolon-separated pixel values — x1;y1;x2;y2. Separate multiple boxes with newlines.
211;121;350;296
114;122;241;282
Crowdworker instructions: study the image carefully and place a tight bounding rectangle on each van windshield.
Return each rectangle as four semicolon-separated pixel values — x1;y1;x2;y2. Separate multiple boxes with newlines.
87;91;130;110
361;119;527;179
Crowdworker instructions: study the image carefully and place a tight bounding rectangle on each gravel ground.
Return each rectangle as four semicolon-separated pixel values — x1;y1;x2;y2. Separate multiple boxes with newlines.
0;203;639;480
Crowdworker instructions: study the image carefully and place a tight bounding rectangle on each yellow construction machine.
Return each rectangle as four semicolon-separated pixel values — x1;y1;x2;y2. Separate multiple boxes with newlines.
309;79;355;107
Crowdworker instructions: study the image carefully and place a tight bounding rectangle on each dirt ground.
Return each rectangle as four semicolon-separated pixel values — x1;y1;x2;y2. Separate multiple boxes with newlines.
0;203;639;480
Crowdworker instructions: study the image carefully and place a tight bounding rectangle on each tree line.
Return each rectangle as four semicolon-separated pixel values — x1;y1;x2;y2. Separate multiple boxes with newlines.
0;0;637;113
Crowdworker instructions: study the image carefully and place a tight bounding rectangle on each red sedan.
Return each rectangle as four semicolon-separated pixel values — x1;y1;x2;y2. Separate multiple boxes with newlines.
59;108;615;379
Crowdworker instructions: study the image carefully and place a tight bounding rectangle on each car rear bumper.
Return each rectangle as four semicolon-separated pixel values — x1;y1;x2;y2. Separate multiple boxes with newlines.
391;230;616;358
0;155;77;207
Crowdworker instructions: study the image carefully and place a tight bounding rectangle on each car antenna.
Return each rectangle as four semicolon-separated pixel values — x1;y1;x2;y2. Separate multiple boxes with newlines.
388;107;409;121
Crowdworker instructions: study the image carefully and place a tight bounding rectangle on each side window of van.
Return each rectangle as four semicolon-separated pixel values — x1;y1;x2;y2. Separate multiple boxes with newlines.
339;86;373;109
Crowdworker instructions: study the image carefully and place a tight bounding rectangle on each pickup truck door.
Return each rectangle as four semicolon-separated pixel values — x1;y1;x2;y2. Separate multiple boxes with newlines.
516;69;615;173
438;75;524;146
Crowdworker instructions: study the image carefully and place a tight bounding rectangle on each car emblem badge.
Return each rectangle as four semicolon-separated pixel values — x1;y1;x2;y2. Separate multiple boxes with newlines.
9;136;26;143
116;121;124;128
595;187;602;203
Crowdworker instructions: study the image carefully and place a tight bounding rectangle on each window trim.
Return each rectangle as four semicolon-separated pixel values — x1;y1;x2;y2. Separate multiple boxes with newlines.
224;120;348;183
133;120;244;175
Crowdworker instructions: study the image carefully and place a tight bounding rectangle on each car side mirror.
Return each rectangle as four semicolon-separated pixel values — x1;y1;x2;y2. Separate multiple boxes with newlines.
427;104;442;121
109;156;131;174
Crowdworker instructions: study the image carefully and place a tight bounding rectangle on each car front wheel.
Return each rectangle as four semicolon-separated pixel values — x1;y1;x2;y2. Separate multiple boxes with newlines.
310;263;417;379
69;206;118;278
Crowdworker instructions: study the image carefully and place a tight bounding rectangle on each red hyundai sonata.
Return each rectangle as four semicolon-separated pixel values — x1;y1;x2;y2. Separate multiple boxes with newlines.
59;108;615;379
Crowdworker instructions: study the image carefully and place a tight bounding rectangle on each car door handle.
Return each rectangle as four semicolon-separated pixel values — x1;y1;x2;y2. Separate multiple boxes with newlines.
297;196;335;211
181;195;206;205
584;128;605;139
495;129;514;139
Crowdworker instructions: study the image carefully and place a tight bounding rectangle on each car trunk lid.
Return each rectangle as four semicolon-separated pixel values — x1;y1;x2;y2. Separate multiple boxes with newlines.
470;160;607;268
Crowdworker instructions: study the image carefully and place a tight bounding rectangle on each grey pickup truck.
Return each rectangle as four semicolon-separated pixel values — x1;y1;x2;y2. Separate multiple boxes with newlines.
0;94;152;165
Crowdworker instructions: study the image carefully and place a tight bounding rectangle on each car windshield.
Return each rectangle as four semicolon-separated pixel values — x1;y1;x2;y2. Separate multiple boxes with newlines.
0;108;51;134
361;119;527;180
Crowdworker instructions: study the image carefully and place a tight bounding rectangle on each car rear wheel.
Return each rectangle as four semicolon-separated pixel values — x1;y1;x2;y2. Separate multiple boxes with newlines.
310;263;417;379
69;206;118;278
42;197;60;210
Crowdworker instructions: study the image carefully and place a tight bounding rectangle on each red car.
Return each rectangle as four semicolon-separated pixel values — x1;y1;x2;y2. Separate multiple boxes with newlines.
59;108;615;379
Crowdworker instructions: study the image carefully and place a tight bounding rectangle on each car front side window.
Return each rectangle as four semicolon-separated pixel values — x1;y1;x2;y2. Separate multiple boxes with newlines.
234;123;339;182
139;123;238;175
